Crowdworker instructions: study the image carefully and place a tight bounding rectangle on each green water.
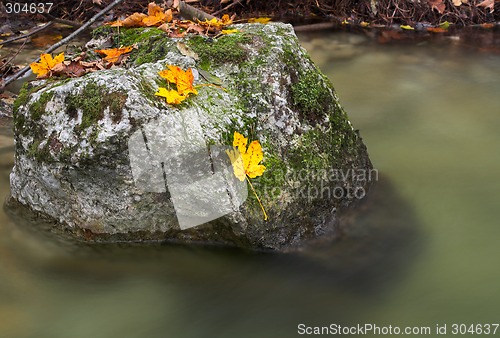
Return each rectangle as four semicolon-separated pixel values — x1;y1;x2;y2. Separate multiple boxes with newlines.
1;31;500;337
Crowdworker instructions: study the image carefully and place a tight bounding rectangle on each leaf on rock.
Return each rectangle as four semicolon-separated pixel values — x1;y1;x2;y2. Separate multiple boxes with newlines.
228;131;266;180
221;29;238;35
158;65;198;96
121;12;147;27
400;25;414;30
226;131;268;220
95;46;134;63
29;52;65;78
155;87;187;104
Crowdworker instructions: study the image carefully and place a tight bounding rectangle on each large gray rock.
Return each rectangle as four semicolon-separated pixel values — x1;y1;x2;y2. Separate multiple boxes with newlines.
9;23;373;250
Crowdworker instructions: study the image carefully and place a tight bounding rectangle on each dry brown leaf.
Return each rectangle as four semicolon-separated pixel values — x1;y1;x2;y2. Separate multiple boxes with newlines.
122;13;147;27
477;0;495;12
428;0;446;13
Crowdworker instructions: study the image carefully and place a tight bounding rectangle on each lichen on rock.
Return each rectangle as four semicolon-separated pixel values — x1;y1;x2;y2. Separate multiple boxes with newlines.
9;23;373;251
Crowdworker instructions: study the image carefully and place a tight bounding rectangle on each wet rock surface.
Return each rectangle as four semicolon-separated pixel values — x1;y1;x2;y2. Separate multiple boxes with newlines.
9;23;373;250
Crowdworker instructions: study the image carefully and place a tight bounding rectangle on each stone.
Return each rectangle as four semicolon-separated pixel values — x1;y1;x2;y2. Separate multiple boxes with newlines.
9;23;373;250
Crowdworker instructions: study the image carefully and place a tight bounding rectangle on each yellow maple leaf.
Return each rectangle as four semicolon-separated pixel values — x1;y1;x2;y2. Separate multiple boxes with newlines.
248;17;272;24
226;131;268;220
155;87;187;105
30;52;65;78
95;46;133;63
228;131;266;179
158;65;198;96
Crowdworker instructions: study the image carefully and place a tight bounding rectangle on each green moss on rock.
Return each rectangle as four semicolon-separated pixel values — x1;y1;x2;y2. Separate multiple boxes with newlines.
188;33;252;67
65;82;128;130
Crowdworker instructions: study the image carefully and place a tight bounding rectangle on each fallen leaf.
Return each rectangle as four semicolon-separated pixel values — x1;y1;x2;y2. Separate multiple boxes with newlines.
400;24;415;30
30;52;65;78
221;29;239;34
439;21;451;29
480;23;495;28
63;61;87;77
360;21;370;27
226;131;268;220
477;0;495;12
428;0;446;13
247;17;272;24
176;41;199;60
427;27;447;33
155;87;187;104
143;2;170;26
95;46;134;63
122;12;147;27
31;34;63;47
230;131;266;180
158;65;198;96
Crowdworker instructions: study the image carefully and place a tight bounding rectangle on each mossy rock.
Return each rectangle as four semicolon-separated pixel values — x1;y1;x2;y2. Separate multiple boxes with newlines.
10;23;373;251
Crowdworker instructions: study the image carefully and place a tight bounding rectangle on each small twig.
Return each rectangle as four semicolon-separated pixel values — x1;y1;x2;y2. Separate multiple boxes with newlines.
0;39;28;72
0;21;54;46
1;0;126;91
212;0;244;16
41;12;83;28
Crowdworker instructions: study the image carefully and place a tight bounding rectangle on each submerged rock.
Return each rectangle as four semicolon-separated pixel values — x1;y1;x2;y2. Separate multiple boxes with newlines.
9;23;373;250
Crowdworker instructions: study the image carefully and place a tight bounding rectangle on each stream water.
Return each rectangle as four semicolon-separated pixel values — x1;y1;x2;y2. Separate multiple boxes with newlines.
1;30;500;337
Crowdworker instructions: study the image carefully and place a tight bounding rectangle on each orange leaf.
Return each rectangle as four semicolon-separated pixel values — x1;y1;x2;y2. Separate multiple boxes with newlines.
158;65;198;96
427;27;447;33
143;2;170;26
95;46;134;63
122;13;147;27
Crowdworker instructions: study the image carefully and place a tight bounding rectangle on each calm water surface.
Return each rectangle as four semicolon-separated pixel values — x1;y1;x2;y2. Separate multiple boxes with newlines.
1;31;500;337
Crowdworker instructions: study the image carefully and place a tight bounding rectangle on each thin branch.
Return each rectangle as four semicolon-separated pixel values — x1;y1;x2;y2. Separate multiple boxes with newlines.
1;0;126;91
41;12;83;28
0;21;54;46
0;39;28;72
212;0;244;16
178;1;215;21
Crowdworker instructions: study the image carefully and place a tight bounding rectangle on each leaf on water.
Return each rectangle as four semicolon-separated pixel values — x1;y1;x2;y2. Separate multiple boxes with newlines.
247;17;272;24
400;25;414;30
31;34;63;47
29;52;65;78
94;46;134;63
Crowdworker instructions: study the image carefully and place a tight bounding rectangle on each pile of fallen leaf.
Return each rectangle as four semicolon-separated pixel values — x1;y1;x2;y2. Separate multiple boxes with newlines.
105;2;237;38
28;2;245;80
